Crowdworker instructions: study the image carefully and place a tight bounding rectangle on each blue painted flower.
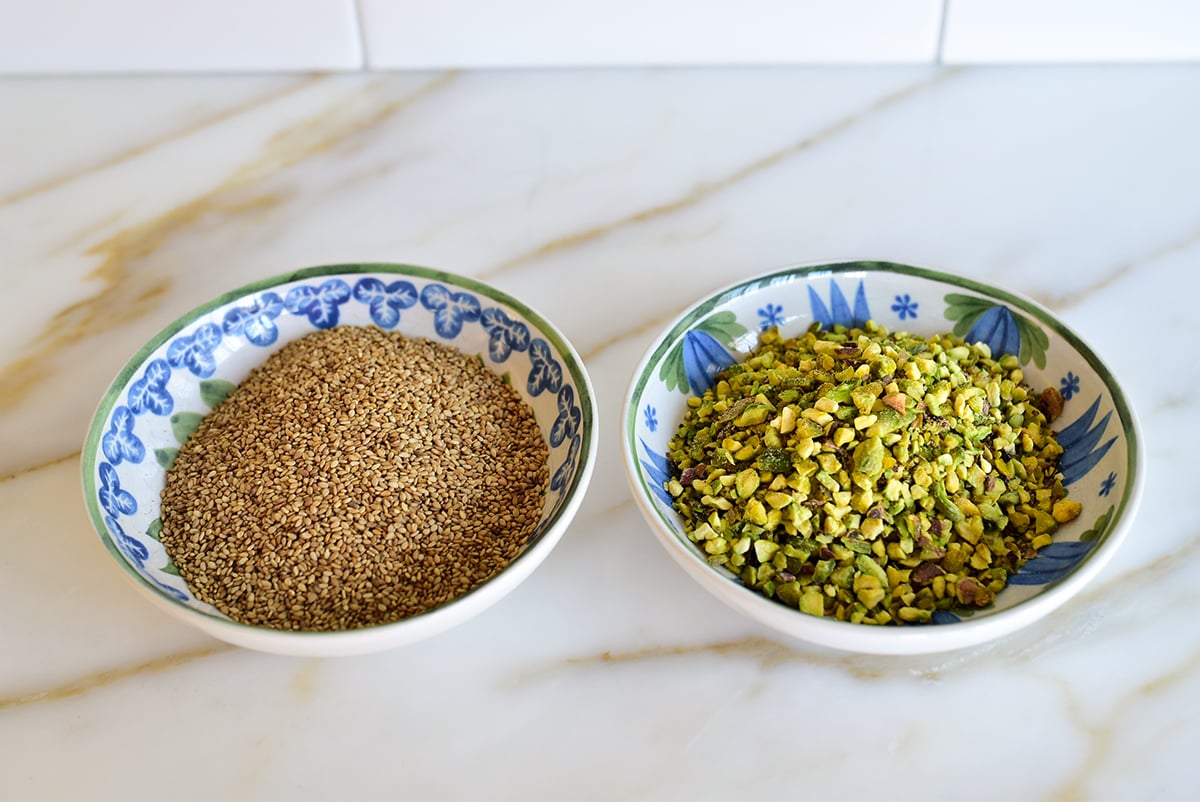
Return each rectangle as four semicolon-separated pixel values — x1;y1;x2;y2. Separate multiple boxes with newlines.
1099;471;1117;497
945;294;1049;368
480;307;531;362
1060;371;1081;400
527;338;563;397
550;385;581;448
420;283;482;339
550;435;581;493
682;331;737;396
757;303;785;330
127;359;173;416
931;610;962;625
223;292;284;346
284;280;352;328
809;279;870;329
98;462;137;518
101;406;145;466
638;440;674;507
106;515;148;570
659;312;748;396
167;322;223;378
1056;396;1117;486
891;293;919;320
353;278;418;329
644;404;658;432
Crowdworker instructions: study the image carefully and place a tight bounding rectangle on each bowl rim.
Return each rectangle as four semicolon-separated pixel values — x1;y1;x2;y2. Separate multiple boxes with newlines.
81;262;599;643
622;259;1144;653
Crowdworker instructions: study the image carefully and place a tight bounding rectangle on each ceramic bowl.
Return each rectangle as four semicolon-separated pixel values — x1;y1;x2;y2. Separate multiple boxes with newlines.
83;264;597;657
623;261;1143;654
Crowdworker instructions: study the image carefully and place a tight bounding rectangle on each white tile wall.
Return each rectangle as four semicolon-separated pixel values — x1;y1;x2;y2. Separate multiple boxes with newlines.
942;0;1200;63
2;0;1200;72
0;0;362;73
358;0;945;68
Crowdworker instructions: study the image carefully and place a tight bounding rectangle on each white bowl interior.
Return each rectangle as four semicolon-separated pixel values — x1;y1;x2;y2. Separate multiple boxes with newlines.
83;264;596;646
624;261;1141;652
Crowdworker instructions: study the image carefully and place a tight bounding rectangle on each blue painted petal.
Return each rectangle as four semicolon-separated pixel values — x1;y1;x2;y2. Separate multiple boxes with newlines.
102;407;145;465
638;441;673;508
639;438;672;479
682;331;735;396
851;280;870;327
387;281;418;308
488;331;512;362
1057;397;1117;486
1061;411;1114;469
828;280;852;328
195;323;222;351
127;359;174;416
284;285;317;314
433;305;464;338
243;316;278;346
153;579;189;602
550;388;580;447
353;277;385;300
808;286;832;328
638;439;674;507
527;339;563;396
319;279;352;303
308;298;342;329
260;292;284;317
966;306;1021;359
1061;437;1117;486
550;436;581;492
507;321;531;352
641;462;673;507
420;283;451;310
931;610;962;625
1056;396;1102;451
637;437;674;505
1009;541;1095;585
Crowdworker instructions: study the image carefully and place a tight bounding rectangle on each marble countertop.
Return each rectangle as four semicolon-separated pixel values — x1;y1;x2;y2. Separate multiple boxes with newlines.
1;66;1196;802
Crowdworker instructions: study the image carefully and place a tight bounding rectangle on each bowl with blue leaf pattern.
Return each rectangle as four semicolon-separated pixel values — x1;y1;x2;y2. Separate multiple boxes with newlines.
83;264;597;656
622;261;1143;654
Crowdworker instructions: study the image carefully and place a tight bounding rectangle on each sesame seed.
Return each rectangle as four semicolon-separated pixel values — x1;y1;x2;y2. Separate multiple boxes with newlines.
159;326;550;631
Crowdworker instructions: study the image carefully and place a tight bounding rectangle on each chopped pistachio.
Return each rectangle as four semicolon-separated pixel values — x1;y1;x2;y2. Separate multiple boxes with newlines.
664;320;1079;626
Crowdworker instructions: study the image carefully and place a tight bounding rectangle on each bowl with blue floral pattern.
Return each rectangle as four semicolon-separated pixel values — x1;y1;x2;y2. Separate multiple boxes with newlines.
83;264;597;656
623;261;1142;654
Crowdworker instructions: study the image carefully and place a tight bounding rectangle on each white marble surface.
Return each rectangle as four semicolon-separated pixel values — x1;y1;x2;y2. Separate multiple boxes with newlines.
0;67;1196;801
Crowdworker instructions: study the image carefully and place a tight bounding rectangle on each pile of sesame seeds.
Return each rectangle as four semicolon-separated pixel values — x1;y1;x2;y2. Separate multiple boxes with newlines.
159;326;550;631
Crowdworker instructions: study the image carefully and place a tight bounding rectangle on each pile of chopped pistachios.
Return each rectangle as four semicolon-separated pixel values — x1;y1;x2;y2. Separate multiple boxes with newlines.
665;321;1081;625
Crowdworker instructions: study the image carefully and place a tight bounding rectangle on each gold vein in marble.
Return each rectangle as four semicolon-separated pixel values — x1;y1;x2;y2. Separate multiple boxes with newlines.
0;75;323;207
552;636;894;681
1078;527;1200;607
291;659;322;701
578;306;691;363
482;67;962;279
1050;644;1200;802
0;72;457;420
0;450;78;484
1036;221;1200;311
0;644;232;712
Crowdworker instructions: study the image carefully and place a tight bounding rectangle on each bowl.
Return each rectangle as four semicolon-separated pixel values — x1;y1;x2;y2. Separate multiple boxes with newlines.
83;264;597;657
623;261;1142;654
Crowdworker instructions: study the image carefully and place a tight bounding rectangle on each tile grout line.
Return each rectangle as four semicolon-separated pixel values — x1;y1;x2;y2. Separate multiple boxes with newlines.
936;0;952;65
352;0;370;70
